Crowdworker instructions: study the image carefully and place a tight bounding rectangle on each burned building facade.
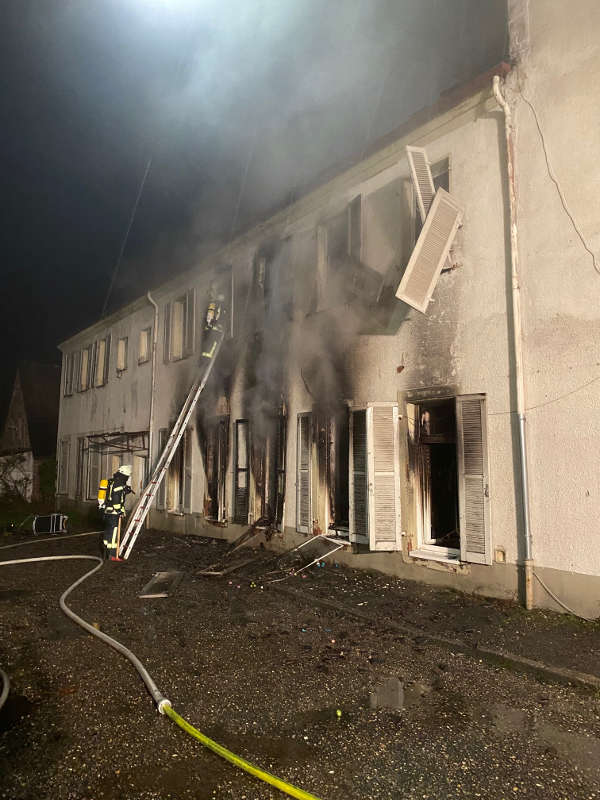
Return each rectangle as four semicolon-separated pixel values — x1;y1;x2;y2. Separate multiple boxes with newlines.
57;0;600;618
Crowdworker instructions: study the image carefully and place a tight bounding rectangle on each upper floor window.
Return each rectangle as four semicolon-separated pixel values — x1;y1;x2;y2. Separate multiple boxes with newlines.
117;337;128;372
163;288;195;363
78;345;92;392
138;327;151;364
94;336;110;387
63;352;75;396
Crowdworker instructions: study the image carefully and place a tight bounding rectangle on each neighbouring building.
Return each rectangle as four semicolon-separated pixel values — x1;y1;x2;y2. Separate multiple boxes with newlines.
56;1;600;618
0;363;61;502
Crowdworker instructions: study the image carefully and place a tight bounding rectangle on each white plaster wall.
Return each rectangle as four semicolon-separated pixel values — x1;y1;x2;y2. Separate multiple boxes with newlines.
512;0;600;574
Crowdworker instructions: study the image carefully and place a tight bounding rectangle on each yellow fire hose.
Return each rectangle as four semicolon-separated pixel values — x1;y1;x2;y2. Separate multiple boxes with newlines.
0;548;324;800
163;704;322;800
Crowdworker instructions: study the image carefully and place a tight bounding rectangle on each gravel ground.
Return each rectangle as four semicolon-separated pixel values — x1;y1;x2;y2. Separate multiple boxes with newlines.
1;529;600;800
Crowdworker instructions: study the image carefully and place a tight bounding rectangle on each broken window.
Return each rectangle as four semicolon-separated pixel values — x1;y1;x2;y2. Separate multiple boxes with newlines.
205;416;229;522
413;156;450;243
350;404;401;551
95;336;110;386
58;437;70;494
233;419;249;524
167;435;184;513
408;394;491;564
296;413;312;533
116;337;128;372
138;327;151;364
275;412;287;528
328;407;350;533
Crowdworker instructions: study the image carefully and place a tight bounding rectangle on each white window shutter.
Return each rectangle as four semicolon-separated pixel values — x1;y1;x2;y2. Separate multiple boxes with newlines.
406;146;435;223
156;429;168;509
456;395;491;565
184;288;196;356
183;428;193;513
396;188;463;313
367;405;401;551
234;420;249;524
296;413;312;533
349;409;368;544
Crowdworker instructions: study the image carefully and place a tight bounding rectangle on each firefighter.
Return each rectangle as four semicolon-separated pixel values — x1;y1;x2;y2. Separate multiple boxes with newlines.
101;465;133;561
200;289;225;366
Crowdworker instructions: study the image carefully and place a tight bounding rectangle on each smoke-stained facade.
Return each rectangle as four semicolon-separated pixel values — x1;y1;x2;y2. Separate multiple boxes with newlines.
57;1;600;618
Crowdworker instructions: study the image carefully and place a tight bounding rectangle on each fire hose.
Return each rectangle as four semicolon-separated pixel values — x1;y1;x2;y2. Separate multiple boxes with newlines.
0;542;322;800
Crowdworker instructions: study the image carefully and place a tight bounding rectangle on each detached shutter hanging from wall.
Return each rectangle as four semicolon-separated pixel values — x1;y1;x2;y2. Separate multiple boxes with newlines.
296;414;311;533
349;409;368;544
396;188;463;313
406;146;436;223
456;395;491;565
368;405;401;551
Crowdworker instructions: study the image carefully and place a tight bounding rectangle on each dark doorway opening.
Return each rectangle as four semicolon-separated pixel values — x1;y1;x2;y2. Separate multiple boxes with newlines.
418;398;459;551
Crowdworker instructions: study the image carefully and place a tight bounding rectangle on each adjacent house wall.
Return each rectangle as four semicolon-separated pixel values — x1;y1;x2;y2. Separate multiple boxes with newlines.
504;0;600;608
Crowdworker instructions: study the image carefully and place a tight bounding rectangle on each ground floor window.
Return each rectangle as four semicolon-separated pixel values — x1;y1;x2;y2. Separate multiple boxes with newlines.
205;416;228;521
408;394;491;565
58;437;70;494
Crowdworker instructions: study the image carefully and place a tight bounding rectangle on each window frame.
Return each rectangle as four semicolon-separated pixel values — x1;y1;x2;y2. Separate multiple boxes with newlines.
116;336;128;373
138;327;152;365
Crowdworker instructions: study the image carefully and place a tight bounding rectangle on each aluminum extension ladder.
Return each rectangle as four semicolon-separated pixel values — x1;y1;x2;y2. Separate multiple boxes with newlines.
119;332;224;560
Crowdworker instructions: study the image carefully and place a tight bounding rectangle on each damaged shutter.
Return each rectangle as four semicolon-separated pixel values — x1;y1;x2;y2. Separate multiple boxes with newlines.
234;420;249;524
368;405;401;551
406;146;436;223
156;429;168;510
456;395;491;565
163;303;171;363
396;188;462;313
349;409;368;544
296;413;311;533
183;428;193;513
184;288;196;357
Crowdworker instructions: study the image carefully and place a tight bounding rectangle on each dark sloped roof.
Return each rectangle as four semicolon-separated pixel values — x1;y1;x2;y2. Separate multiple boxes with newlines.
18;362;61;457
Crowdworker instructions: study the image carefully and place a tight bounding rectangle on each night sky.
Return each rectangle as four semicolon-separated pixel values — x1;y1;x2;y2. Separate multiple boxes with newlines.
0;0;507;421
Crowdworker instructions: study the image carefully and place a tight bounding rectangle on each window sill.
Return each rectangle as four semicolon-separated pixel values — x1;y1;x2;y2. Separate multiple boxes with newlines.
409;548;460;566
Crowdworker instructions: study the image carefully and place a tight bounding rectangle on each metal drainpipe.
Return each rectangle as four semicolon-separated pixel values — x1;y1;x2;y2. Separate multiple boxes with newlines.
146;292;159;481
493;75;534;609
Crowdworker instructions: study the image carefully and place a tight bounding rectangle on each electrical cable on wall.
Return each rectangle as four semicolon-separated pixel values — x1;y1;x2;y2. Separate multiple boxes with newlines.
519;89;600;276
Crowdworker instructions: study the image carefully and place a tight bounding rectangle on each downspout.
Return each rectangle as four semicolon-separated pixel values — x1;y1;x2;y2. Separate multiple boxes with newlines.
493;75;534;609
146;292;159;477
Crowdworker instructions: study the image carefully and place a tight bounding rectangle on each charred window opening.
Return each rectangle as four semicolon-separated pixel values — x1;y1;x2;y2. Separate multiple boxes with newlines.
167;436;185;513
416;398;459;551
204;416;229;522
327;408;350;533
